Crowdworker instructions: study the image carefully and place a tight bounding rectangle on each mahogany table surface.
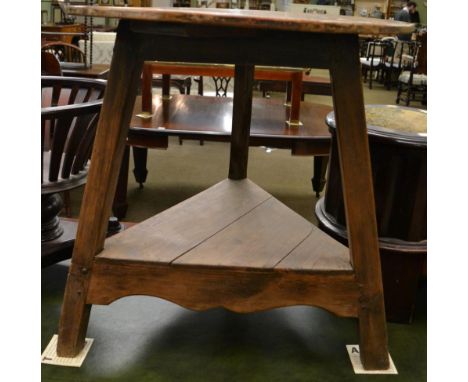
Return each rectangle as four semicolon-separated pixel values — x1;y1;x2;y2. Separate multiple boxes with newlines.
63;5;414;35
62;63;110;79
129;95;332;147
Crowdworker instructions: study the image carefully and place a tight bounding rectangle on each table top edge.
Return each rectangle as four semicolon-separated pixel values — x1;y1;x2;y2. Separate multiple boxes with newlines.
63;5;415;35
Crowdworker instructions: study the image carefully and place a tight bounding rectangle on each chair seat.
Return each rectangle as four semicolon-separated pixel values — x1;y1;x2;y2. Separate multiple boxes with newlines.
42;151;89;194
360;57;382;66
384;61;400;68
97;179;351;272
398;71;427;85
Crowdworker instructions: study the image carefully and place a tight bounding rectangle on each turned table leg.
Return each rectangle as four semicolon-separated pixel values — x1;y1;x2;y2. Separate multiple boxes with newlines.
57;21;146;357
132;146;149;188
311;155;329;197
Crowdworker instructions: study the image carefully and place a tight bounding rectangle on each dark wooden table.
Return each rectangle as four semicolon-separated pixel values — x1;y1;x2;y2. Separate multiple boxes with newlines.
259;72;332;99
41;23;85;45
142;62;307;125
61;63;110;79
316;105;427;323
113;94;332;218
55;3;413;371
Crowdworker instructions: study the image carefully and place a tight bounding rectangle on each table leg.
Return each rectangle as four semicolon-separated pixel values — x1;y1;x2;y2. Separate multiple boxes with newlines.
198;76;204;95
132;146;148;188
286;71;303;127
57;21;146;357
113;145;130;219
162;74;171;99
329;34;389;370
311;155;329;197
229;64;254;180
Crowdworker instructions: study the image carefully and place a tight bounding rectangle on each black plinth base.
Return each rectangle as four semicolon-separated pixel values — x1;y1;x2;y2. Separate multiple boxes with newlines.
42;193;64;242
41;218;129;268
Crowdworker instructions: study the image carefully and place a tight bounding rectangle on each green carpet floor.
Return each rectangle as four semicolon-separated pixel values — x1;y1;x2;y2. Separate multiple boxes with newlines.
42;83;427;381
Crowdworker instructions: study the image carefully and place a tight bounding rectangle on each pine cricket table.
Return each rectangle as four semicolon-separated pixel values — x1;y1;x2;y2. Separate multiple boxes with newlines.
55;2;414;371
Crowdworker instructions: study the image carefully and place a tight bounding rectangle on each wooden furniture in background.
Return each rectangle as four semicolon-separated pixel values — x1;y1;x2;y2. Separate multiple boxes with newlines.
41;23;85;45
360;39;391;89
316;105;426;323
386;0;405;19
113;94;333;217
258;72;332;100
42;51;63;76
55;3;413;370
42;217;128;267
130;0;153;6
151;75;193;95
62;63;110;79
395;34;426;106
142;62;305;127
415;32;427;74
382;39;420;90
396;64;427;106
42;41;86;65
41;76;106;261
118;61;321;216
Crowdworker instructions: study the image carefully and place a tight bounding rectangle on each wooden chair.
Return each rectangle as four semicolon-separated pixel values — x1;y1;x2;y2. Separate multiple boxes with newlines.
53;4;413;371
396;42;426;106
151;75;192;95
360;39;389;89
42;51;63;76
382;40;419;90
396;70;427;106
42;76;106;258
41;42;86;66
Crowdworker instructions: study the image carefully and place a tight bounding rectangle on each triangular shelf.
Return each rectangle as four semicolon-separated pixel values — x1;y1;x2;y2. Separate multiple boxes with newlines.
98;179;352;273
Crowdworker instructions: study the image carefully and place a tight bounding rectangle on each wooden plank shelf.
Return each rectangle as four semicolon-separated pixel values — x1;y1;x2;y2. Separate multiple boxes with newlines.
89;179;356;316
98;179;351;271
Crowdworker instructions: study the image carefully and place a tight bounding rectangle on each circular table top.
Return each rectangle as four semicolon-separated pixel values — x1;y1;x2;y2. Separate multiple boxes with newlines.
61;4;414;35
364;105;427;136
326;105;427;144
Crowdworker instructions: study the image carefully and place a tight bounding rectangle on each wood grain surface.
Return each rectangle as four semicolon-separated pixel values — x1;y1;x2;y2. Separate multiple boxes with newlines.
100;179;270;264
130;95;332;140
98;179;351;273
62;4;414;35
56;22;147;357
229;64;254;180
54;11;391;370
328;33;389;369
87;262;359;317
